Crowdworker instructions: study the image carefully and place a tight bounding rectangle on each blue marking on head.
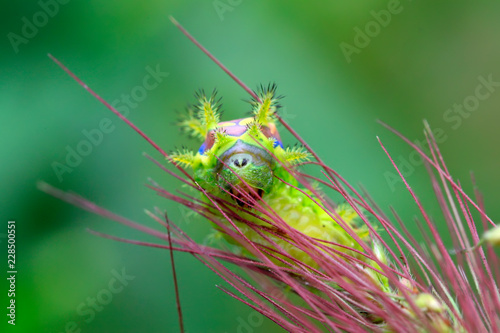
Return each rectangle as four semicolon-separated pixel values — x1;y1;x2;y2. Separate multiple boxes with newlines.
198;142;206;154
273;139;283;149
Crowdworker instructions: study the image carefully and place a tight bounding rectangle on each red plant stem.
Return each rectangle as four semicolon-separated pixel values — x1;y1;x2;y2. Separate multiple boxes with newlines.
169;16;260;102
423;131;465;244
165;215;185;333
48;54;168;158
147;205;314;331
47;54;194;181
379;120;495;227
377;137;468;330
168;17;339;191
196;187;328;321
38;182;171;241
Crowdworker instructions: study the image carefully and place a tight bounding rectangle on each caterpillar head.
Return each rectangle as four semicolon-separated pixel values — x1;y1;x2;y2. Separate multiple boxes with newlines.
172;85;308;207
200;117;282;207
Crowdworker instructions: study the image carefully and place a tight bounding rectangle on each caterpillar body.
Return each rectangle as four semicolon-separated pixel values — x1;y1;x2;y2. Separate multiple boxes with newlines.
171;84;388;285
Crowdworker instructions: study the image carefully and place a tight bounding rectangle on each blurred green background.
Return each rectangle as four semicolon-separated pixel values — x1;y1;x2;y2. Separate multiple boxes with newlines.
1;0;499;332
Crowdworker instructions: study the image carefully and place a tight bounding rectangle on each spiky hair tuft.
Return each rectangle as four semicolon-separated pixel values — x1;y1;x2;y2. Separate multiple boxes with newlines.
194;89;222;131
283;145;310;165
177;107;205;140
170;148;195;169
249;83;282;125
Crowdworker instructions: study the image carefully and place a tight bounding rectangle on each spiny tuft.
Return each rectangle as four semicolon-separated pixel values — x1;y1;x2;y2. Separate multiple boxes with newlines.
250;83;282;125
283;145;310;165
170;148;195;168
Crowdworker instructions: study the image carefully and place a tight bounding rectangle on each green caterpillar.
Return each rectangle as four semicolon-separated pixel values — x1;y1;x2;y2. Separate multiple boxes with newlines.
171;84;388;281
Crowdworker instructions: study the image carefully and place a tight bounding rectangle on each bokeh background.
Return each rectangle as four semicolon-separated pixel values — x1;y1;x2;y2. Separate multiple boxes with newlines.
2;1;500;332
